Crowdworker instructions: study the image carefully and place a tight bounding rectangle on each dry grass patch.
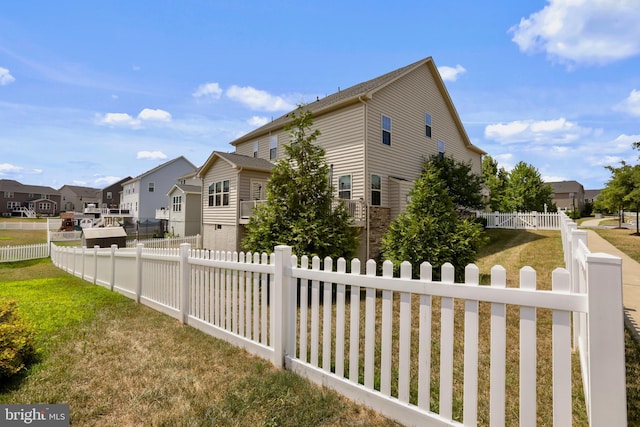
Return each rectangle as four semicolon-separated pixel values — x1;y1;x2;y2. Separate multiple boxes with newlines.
594;228;640;264
0;229;47;245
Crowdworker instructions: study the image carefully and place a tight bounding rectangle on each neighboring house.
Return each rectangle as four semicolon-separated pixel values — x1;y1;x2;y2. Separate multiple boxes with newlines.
584;189;602;205
0;179;61;217
120;156;197;235
549;180;585;212
155;169;202;237
100;176;132;209
58;185;102;212
198;56;485;261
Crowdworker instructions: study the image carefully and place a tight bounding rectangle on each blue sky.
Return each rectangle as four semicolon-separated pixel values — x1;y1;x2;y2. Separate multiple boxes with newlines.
1;1;639;191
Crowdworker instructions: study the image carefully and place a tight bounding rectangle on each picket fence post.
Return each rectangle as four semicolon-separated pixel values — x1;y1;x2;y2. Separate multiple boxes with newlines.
570;229;587;350
180;243;191;324
93;245;99;285
135;243;143;303
585;252;626;426
272;245;293;369
110;244;117;291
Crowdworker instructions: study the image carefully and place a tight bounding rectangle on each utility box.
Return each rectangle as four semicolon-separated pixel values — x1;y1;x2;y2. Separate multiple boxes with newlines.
82;227;128;248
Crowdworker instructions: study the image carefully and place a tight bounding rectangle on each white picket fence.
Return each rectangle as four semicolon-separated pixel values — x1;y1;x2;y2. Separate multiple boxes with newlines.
126;234;202;249
0;243;49;262
477;211;561;230
0;221;48;230
49;216;627;426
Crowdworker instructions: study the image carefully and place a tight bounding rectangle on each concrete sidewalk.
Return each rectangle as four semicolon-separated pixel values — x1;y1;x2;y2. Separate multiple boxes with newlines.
580;218;640;341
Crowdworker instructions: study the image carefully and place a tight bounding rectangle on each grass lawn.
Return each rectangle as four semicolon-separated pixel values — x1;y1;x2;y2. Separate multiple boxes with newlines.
0;229;637;425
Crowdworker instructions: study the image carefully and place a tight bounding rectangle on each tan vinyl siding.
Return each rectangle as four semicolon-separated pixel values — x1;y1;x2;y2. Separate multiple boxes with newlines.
234;104;366;201
202;161;237;226
238;170;271;201
366;65;480;208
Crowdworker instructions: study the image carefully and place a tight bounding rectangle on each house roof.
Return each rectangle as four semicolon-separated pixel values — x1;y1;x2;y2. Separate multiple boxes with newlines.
548;180;585;193
167;183;202;196
584;189;602;199
198;151;275;177
124;156;196;184
82;227;128;239
229;56;485;155
59;184;101;198
0;179;59;195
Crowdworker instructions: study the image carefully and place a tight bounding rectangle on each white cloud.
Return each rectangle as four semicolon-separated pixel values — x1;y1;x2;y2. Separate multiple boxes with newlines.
98;108;172;127
226;85;295;112
0;163;23;173
99;112;139;127
485;118;590;144
543;175;567;183
136;151;167;160
248;116;269;127
438;64;466;82
0;67;15;85
138;108;172;122
615;89;640;116
510;0;640;66
193;82;223;99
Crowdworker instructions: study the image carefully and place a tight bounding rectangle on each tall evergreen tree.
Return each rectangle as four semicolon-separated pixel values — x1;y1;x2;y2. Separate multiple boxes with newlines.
242;107;358;259
381;164;486;279
426;154;484;210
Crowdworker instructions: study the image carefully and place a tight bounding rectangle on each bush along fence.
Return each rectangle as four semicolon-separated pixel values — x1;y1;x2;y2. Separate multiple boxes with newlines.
0;243;49;263
476;211;561;230
49;214;627;426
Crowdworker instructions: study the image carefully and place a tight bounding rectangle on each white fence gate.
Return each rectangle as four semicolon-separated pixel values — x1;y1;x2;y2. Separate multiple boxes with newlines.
50;211;627;426
476;211;561;230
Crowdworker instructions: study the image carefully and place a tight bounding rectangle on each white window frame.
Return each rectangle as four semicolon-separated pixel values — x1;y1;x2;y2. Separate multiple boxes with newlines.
425;113;432;138
382;115;391;146
253;141;259;158
148;182;155;193
338;175;352;200
172;195;182;212
269;136;278;160
209;180;230;207
371;174;381;206
438;140;445;160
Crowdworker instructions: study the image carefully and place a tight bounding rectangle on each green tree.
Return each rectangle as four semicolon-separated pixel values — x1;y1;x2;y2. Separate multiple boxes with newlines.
242;107;358;259
500;161;554;212
381;164;486;279
426;154;484;210
596;161;640;233
482;155;509;212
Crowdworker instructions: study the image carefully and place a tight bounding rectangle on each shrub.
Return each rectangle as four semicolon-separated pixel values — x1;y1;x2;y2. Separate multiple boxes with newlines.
0;299;37;379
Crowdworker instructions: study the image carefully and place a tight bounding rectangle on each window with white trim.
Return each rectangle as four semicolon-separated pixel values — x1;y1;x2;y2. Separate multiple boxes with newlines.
338;175;351;199
4;192;13;198
39;202;51;210
382;115;391;145
208;180;230;207
371;175;381;206
425;113;432;138
253;141;259;158
7;201;20;209
106;191;113;199
438;140;445;161
172;195;182;212
148;182;155;192
269;136;278;160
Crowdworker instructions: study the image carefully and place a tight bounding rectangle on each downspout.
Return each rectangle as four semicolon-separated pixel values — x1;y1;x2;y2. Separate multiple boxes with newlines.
236;166;243;251
359;95;369;261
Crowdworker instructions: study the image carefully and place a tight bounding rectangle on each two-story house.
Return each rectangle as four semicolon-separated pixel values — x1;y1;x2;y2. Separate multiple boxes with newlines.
58;185;102;212
120;156;197;236
548;180;585;213
100;176;132;209
199;57;485;261
155;169;202;237
0;179;61;217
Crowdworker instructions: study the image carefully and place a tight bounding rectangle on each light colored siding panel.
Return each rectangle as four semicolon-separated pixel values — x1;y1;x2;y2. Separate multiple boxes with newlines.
366;65;481;212
201;160;237;226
